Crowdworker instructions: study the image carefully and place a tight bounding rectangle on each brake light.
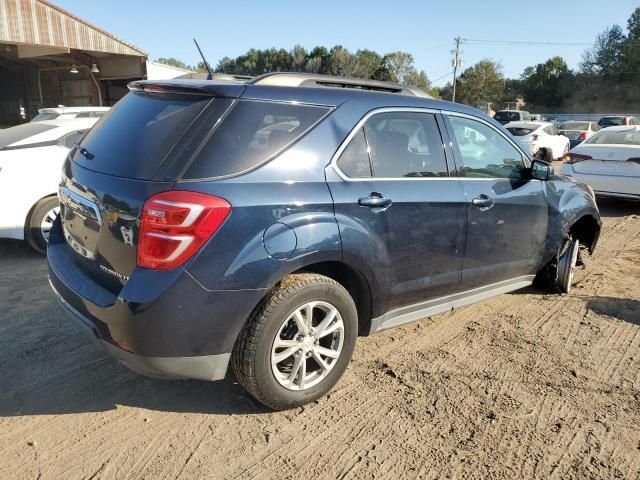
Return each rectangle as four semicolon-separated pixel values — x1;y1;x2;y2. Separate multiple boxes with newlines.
629;157;640;165
578;132;588;141
564;152;593;164
137;191;231;270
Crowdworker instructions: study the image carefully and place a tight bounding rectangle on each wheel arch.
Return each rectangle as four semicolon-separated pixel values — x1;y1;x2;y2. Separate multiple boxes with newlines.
292;261;373;336
568;213;601;254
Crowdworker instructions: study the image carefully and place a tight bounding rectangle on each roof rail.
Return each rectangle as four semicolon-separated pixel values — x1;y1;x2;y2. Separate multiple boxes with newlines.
176;72;254;82
249;72;432;98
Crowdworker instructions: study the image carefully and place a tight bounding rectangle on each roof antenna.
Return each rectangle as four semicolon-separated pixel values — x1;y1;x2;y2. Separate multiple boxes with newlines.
193;38;213;80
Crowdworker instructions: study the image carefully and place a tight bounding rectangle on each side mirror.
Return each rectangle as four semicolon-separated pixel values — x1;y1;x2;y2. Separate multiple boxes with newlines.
531;159;554;181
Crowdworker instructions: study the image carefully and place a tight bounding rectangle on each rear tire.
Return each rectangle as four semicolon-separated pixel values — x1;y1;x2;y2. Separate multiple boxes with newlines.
25;197;59;254
232;273;357;410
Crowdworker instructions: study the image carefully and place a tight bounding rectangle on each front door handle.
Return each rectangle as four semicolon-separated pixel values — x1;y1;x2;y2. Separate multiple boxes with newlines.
472;195;494;209
358;192;392;209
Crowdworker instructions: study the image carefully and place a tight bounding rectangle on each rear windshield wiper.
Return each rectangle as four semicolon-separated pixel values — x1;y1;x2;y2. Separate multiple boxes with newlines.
74;143;95;160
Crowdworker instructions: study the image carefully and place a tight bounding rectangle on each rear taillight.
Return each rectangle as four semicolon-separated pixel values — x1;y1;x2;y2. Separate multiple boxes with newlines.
564;152;593;164
578;132;588;141
137;191;231;270
629;157;640;165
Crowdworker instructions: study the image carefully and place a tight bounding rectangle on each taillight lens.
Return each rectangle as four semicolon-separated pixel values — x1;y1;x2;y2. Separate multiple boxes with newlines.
137;191;231;270
564;152;593;164
578;132;588;141
629;157;640;165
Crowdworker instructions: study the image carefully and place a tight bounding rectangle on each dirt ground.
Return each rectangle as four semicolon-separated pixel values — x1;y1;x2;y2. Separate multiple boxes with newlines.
1;198;640;480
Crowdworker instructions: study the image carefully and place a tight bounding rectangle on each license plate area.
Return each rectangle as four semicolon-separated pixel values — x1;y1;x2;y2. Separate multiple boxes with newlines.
59;186;103;259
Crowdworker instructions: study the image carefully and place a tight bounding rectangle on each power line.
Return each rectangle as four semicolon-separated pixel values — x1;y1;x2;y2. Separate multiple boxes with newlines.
462;38;593;46
432;70;454;83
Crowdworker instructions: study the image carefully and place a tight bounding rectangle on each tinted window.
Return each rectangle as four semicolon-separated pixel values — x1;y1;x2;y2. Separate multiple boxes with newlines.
449;116;525;179
506;127;536;136
361;112;447;178
598;117;625;127
74;92;213;179
543;126;558;135
184;100;330;179
337;128;372;177
494;111;520;122
31;112;59;122
0;123;58;148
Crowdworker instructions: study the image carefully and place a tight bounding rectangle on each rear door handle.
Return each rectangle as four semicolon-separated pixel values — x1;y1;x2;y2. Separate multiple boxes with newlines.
358;193;392;209
472;195;494;209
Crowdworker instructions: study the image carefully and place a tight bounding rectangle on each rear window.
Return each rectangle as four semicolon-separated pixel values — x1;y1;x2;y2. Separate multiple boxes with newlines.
560;122;589;130
586;129;640;145
598;117;625;127
73;92;213;179
0;123;58;148
506;127;536;136
31;112;59;122
183;100;330;179
494;111;520;122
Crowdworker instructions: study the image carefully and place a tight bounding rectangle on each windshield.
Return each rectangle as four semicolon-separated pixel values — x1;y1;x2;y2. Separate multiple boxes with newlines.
586;129;640;145
494;112;520;122
506;127;536;136
0;123;58;148
560;122;589;130
598;117;625;127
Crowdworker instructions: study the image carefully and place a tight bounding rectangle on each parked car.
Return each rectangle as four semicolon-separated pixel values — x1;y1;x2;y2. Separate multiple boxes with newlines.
558;121;600;148
560;125;640;200
31;106;110;122
494;109;532;125
505;121;570;159
0;117;99;252
598;116;639;128
48;74;601;410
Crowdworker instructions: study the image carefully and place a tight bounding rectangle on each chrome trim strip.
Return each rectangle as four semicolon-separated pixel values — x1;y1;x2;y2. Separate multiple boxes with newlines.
58;186;102;223
328;107;531;182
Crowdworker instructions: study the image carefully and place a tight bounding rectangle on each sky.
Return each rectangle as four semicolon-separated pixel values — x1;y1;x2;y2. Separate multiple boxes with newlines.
54;0;639;86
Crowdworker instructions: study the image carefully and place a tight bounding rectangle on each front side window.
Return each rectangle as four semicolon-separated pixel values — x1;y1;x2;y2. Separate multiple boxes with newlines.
448;116;525;179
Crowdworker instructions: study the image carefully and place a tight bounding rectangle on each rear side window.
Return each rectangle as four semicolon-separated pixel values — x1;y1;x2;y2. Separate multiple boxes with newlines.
183;100;330;179
0;123;57;148
364;112;447;178
337;129;372;177
74;92;213;179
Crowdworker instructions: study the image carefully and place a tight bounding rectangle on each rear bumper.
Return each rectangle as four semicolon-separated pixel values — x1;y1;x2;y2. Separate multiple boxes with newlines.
559;165;640;199
51;279;231;380
46;217;267;380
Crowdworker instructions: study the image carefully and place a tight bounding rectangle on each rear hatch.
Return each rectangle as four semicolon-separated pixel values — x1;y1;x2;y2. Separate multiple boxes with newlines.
58;82;242;294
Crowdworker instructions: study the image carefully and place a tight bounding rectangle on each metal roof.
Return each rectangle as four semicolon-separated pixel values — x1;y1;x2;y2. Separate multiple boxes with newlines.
0;0;147;57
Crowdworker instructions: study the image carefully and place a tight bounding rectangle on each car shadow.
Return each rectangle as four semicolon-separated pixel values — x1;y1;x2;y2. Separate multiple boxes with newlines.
584;296;640;326
596;197;640;218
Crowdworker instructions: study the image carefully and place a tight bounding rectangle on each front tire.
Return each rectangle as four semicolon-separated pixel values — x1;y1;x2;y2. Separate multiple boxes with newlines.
232;273;357;410
25;197;60;254
534;237;579;293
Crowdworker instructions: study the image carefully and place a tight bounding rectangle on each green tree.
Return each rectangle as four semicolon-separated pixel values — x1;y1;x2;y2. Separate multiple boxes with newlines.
521;56;573;109
580;25;626;76
155;57;194;70
453;60;506;106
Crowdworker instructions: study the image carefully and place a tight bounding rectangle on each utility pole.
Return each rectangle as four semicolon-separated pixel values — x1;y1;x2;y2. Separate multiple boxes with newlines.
451;37;462;103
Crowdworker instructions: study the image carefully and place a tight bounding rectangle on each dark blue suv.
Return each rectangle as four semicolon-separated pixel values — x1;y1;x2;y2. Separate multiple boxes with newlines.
47;73;601;410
